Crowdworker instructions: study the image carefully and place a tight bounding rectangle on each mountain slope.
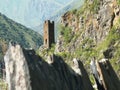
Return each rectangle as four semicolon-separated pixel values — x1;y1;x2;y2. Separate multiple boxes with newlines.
0;13;43;60
55;0;120;77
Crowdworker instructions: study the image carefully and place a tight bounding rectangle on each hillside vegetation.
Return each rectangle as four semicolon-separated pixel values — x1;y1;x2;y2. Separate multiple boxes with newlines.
58;0;120;77
0;13;43;60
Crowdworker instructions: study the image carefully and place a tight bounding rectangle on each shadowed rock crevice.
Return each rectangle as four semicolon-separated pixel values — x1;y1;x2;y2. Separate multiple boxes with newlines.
96;60;120;90
90;59;120;90
4;44;94;90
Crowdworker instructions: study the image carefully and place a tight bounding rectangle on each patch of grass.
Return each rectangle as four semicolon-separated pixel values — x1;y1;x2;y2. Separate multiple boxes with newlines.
0;80;7;90
110;42;120;78
48;44;55;54
58;52;72;60
71;9;77;14
117;0;120;5
60;26;73;44
89;0;100;13
0;39;7;60
73;37;97;62
96;25;120;59
38;44;55;59
89;74;95;85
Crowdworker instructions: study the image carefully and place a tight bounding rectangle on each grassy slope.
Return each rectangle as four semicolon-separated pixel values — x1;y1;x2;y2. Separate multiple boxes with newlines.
0;13;43;60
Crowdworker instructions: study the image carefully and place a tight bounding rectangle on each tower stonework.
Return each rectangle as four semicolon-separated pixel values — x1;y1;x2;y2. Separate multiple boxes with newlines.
44;20;55;48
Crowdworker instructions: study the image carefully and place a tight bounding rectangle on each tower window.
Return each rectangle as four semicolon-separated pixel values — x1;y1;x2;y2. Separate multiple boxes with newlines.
45;39;47;44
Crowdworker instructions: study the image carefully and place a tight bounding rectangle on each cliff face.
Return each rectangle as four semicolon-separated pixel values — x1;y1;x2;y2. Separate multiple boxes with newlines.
4;44;93;90
57;0;120;52
4;44;120;90
55;0;120;77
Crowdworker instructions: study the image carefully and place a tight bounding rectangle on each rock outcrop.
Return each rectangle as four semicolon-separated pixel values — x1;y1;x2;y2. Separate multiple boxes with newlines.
96;59;120;90
57;0;120;53
55;0;120;78
4;44;94;90
90;59;120;90
4;44;120;90
4;44;32;90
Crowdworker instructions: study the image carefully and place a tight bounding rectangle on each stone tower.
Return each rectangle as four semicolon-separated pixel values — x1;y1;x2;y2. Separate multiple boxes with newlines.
44;20;55;48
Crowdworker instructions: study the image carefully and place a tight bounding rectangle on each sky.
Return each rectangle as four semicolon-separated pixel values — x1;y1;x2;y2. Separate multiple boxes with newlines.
0;0;83;29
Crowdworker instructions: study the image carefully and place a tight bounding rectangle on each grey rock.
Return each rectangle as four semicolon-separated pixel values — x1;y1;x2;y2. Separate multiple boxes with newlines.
4;44;94;90
90;58;120;90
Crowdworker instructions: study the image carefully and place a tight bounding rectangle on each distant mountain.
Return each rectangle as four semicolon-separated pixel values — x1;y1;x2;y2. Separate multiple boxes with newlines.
0;0;84;33
0;13;43;60
33;0;84;34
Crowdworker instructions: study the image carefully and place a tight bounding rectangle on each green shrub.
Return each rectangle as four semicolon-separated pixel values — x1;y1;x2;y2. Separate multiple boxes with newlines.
117;0;120;5
0;80;7;90
60;26;73;43
48;44;55;54
89;0;100;13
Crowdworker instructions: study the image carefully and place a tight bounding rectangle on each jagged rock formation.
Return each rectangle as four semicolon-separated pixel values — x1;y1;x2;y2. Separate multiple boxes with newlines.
98;59;120;90
4;44;94;90
4;45;32;90
91;59;120;90
4;44;120;90
56;0;120;53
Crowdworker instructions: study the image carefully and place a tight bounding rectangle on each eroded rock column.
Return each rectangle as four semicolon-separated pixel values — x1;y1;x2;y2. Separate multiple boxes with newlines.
4;44;31;90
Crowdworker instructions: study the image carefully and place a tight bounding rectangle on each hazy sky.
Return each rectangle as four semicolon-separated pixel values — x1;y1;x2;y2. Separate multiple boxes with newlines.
0;0;72;26
0;0;83;28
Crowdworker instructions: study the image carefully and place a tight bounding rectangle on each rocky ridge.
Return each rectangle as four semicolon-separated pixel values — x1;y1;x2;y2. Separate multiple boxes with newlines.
56;0;120;53
4;44;120;90
4;44;94;90
55;0;120;77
